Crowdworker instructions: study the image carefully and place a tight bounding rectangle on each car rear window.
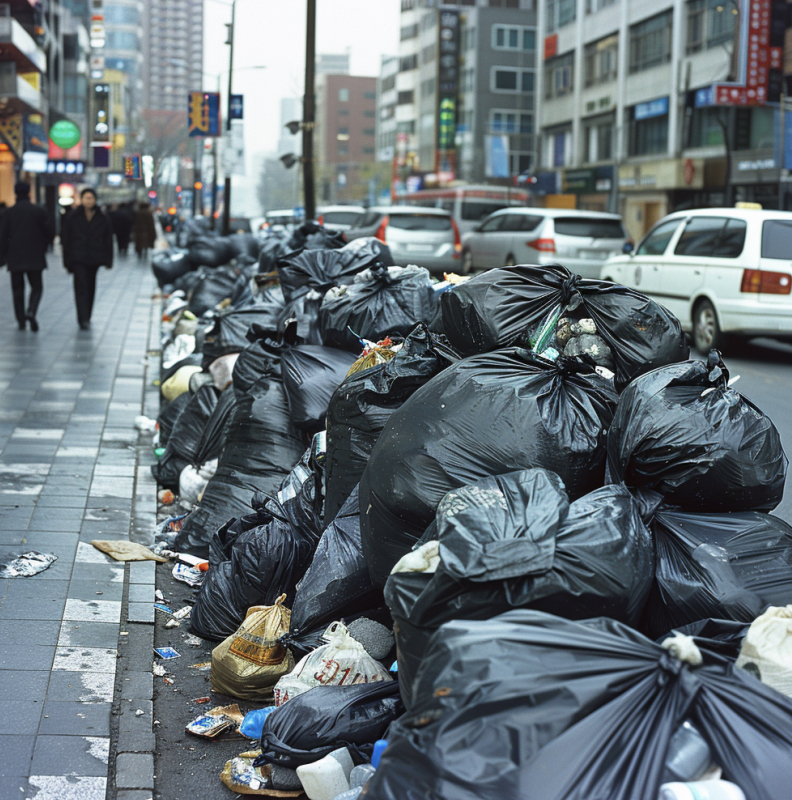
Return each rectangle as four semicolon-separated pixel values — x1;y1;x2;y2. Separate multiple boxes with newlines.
462;201;508;221
761;220;792;259
229;218;252;232
388;214;452;231
322;211;363;226
553;217;624;239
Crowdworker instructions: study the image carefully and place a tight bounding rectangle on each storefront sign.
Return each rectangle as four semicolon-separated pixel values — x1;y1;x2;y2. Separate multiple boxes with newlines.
437;10;460;153
738;158;775;170
618;158;704;190
634;96;669;121
564;168;596;194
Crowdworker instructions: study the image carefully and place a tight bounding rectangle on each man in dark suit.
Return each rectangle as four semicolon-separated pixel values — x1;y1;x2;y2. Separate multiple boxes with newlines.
0;181;55;332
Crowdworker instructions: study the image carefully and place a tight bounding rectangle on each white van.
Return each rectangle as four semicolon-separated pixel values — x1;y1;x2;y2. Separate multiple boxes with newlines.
600;208;792;353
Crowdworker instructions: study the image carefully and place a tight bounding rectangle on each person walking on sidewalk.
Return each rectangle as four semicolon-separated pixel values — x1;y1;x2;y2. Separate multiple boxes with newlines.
132;202;157;260
60;187;114;330
0;181;55;332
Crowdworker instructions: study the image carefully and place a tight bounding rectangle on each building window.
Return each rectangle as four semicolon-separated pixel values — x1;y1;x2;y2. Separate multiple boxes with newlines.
629;108;668;155
397;90;414;106
401;0;414;9
489;0;519;7
463;26;477;50
421;77;435;98
546;0;577;33
105;31;139;50
363;91;377;100
363;146;375;154
397;120;416;134
544;51;574;99
461;67;475;92
491;110;534;134
363;128;376;136
338;145;349;155
687;106;725;147
492;68;535;93
400;23;418;41
546;130;571;167
420;44;436;65
338;109;349;116
686;0;738;54
337;127;350;141
492;25;536;51
584;121;614;162
584;34;618;87
339;88;349;102
364;109;375;117
629;12;672;73
104;6;140;23
400;54;418;71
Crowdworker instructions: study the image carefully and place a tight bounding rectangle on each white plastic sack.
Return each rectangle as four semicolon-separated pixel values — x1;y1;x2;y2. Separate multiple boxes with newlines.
737;605;792;698
162;334;196;369
161;365;202;401
209;353;240;391
273;622;392;706
179;460;218;508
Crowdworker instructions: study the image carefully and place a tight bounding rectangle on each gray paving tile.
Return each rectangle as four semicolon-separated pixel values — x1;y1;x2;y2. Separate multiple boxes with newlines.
0;734;35;776
0;595;66;620
115;752;154;790
119;670;153;701
26;775;107;800
3;699;44;735
126;603;154;624
0;777;29;796
39;700;111;736
0;645;55;670
46;670;114;703
128;560;155;584
30;735;109;777
66;579;123;602
0;619;60;646
0;579;70;600
0;669;49;701
128;583;154;604
58;620;121;648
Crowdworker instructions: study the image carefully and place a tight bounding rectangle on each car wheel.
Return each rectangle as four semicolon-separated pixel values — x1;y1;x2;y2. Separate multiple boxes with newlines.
693;300;725;355
504;253;516;267
460;249;474;275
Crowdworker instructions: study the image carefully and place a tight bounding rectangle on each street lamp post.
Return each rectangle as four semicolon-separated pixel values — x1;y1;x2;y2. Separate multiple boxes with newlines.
221;0;236;236
302;0;317;221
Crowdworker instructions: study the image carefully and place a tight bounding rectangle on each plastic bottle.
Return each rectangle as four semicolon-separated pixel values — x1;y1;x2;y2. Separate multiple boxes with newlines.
332;789;362;800
350;764;376;789
297;748;354;800
662;720;714;783
658;780;746;800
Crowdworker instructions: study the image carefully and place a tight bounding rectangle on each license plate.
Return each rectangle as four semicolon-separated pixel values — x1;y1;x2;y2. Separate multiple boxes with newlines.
406;244;434;253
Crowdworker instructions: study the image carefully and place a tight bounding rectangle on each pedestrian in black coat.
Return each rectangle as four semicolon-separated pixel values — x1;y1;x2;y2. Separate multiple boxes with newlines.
109;202;133;255
60;187;114;330
0;181;55;332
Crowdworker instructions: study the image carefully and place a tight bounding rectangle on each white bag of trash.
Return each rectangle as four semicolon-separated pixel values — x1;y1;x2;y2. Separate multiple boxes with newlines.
273;622;392;706
736;605;792;698
179;460;218;508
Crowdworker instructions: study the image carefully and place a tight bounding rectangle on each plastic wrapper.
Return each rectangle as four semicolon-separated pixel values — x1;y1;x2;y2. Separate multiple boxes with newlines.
640;506;792;638
281;345;358;434
277;237;394;303
345;338;399;377
360;350;618;588
364;611;792;800
319;265;438;353
175;334;307;556
273;622;393;706
208;353;239;391
324;325;456;522
278;290;324;346
162;333;196;369
0;551;58;577
736;606;792;698
290;487;381;637
179;460;217;508
211;596;294;700
440;264;689;388
254;682;403;770
608;351;787;512
385;469;654;709
152;247;192;288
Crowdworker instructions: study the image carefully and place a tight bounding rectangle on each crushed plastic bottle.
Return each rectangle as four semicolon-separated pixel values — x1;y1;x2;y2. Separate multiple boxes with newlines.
662;720;714;783
659;779;746;800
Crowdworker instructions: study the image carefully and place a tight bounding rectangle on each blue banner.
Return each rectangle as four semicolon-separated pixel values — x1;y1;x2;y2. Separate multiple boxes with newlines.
188;92;221;137
229;94;244;120
635;96;669;121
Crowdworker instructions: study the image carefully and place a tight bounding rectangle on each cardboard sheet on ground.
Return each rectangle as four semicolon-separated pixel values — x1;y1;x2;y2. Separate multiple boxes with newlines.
91;540;168;563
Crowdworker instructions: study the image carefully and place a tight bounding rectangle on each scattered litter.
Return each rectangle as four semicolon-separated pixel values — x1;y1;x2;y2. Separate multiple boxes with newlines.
189;661;211;671
91;540;168;563
176;553;209;569
134;415;157;433
221;749;303;796
152;663;166;677
193;696;211;704
155;589;164;602
183;634;202;647
135;709;145;717
239;706;277;739
172;562;205;587
0;551;58;578
165;619;181;629
120;631;129;637
172;606;192;620
186;703;244;738
164;677;174;685
158;489;176;505
154;604;173;616
154;647;181;660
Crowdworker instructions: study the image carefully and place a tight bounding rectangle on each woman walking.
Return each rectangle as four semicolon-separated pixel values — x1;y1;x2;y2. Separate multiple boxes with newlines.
60;187;113;330
132;202;156;260
0;181;54;332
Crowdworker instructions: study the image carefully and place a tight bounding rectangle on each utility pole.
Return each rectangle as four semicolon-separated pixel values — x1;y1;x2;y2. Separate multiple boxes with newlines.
221;0;236;236
303;0;316;221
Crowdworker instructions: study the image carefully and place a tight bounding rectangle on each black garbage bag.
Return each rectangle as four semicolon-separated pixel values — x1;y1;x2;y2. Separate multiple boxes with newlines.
281;345;358;434
278;237;394;303
200;304;284;369
324;325;457;521
174;333;307;556
156;392;191;449
385;469;654;709
187;265;241;316
440;264;690;388
360;350;618;588
660;618;749;660
287;221;345;252
608;350;787;512
290;487;383;638
187;235;237;268
254;682;403;770
152;248;192;288
278;291;324;346
181;215;213;244
319;265;438;352
639;505;792;639
151;383;219;491
227;232;261;260
365;611;792;800
190;446;324;640
258;230;291;273
193;385;236;467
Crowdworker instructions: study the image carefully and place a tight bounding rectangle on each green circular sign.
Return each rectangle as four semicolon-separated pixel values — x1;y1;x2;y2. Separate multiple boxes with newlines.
49;119;81;149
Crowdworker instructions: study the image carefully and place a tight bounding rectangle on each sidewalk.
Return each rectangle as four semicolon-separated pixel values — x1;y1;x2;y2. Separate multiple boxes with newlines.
0;253;159;800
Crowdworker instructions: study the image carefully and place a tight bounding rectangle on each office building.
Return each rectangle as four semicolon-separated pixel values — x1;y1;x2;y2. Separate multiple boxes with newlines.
376;54;398;164
317;53;350;76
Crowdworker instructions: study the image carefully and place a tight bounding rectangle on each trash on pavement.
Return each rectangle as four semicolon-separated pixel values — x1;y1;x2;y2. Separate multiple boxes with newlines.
659;780;746;800
161;364;203;401
183;634;202;647
220;749;303;796
152;663;166;677
91;540;168;563
172;606;192;620
154;604;173;616
240;706;278;738
172;562;204;587
134;415;157;433
0;551;58;578
296;747;354;800
736;606;792;698
186;703;244;738
154;647;181;659
165;618;181;629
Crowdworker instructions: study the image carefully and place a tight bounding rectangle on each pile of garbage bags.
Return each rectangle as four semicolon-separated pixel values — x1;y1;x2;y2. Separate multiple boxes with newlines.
149;237;792;799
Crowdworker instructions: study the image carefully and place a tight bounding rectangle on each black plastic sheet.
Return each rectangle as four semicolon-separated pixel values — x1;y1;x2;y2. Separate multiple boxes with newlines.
365;611;792;800
254;682;404;770
640;506;792;638
152;248;192;288
324;325;456;522
319;265;438;353
360;350;618;588
200;305;284;370
192;386;236;468
156;392;191;449
440;264;690;388
258;230;291;274
608;350;787;512
281;345;358;434
187;236;237;269
187;266;241;316
287;221;346;252
385;469;654;709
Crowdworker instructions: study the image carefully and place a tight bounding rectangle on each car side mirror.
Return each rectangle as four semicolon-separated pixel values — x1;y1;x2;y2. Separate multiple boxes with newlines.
622;241;634;254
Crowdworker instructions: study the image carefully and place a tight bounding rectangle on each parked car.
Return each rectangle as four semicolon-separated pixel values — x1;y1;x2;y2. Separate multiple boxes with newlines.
345;205;462;273
600;207;792;354
262;209;299;231
317;205;365;232
461;208;627;277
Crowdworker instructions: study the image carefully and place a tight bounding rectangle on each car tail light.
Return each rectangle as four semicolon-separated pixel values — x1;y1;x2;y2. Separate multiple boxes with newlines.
451;217;462;258
317;214;325;225
740;269;792;295
375;215;389;243
527;238;556;253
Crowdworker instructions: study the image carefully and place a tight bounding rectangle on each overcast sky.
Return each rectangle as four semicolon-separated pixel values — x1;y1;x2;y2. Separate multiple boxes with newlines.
203;0;400;211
